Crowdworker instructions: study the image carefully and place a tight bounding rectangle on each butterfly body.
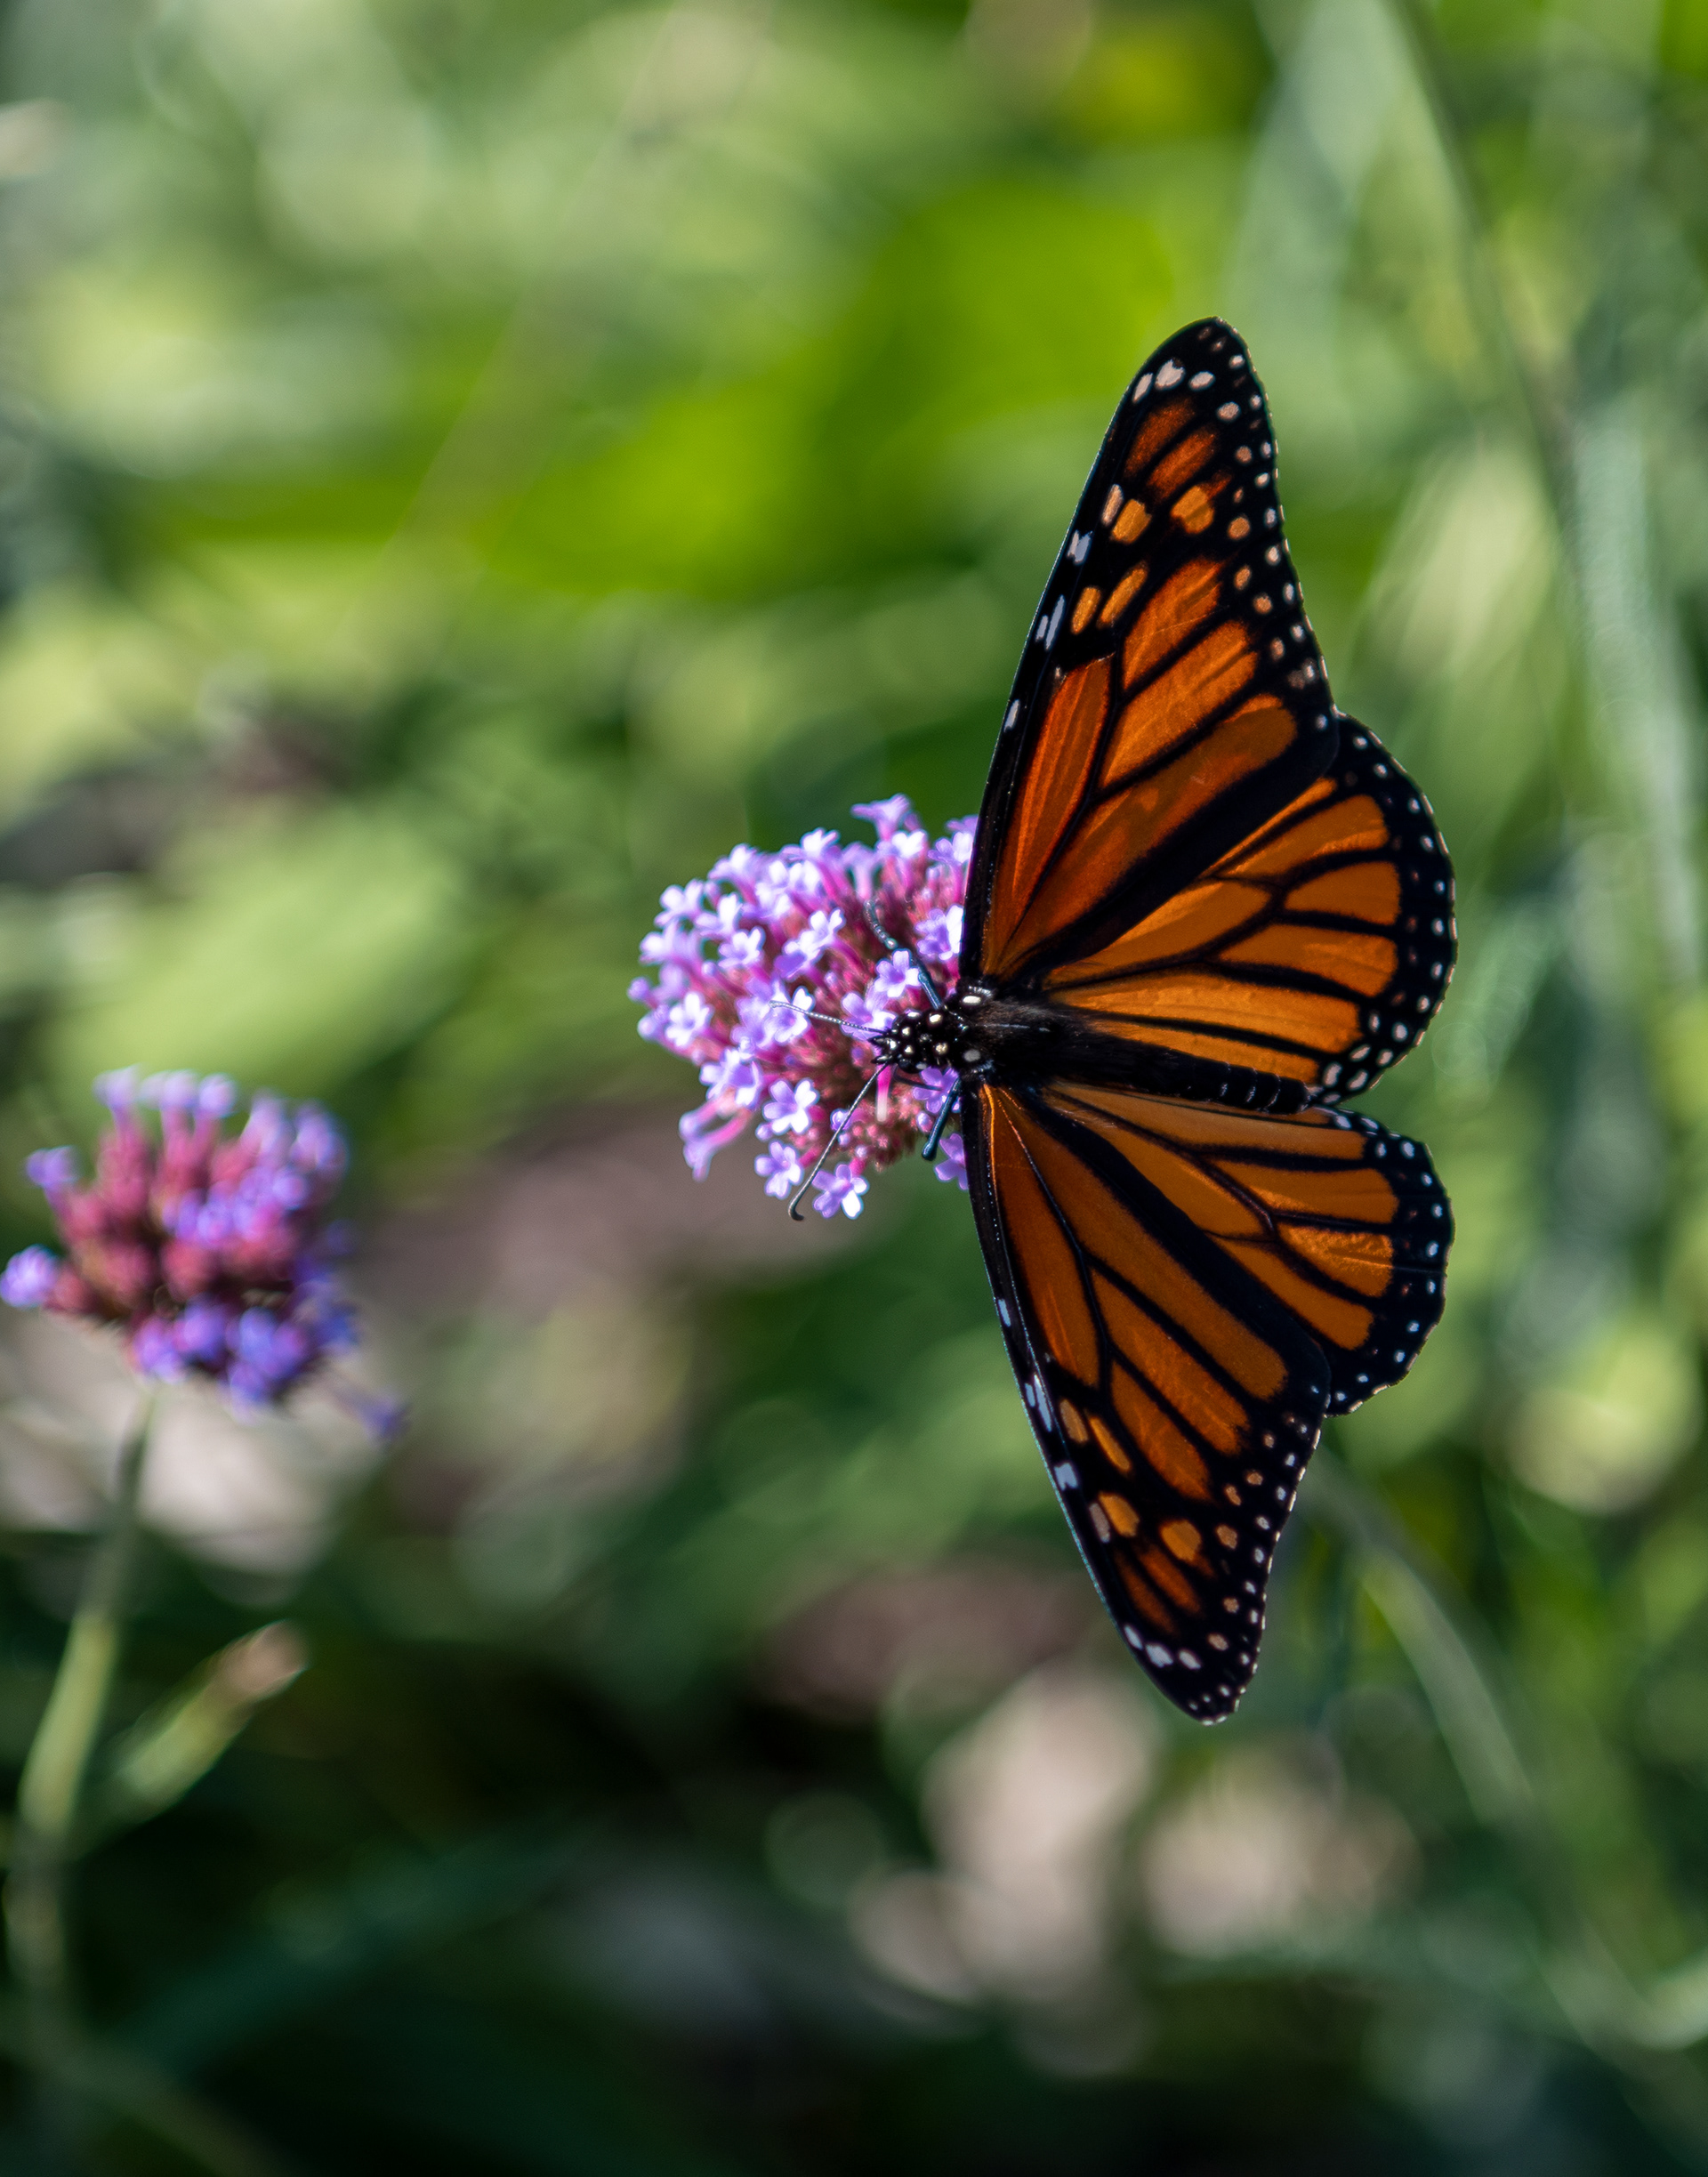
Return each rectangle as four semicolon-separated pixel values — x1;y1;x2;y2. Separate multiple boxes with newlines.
883;317;1456;1722
875;988;1314;1113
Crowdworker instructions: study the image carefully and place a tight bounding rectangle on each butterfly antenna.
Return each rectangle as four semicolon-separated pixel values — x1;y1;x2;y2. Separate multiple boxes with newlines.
787;1067;884;1222
759;992;851;1035
862;899;944;1010
792;1003;854;1033
921;1088;960;1165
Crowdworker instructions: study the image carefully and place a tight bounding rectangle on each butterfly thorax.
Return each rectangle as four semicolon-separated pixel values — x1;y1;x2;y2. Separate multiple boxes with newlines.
869;988;1084;1084
870;996;992;1075
875;988;1312;1115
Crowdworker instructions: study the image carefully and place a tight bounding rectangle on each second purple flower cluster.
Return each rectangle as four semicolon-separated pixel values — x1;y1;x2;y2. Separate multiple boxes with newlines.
1;1069;365;1415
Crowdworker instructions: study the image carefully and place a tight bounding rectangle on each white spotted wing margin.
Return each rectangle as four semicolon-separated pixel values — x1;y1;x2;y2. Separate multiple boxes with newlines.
961;1078;1330;1724
1302;719;1457;1105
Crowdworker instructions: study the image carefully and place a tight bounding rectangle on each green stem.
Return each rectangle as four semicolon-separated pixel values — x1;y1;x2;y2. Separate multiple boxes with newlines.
5;1395;153;2114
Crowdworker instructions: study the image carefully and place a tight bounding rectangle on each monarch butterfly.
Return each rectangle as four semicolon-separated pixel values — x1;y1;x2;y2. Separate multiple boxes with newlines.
862;318;1454;1721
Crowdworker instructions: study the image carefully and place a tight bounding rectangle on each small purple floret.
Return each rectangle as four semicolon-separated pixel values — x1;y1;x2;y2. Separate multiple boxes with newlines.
24;1148;79;1196
0;1071;393;1430
1;1246;60;1308
632;796;977;1215
130;1315;188;1381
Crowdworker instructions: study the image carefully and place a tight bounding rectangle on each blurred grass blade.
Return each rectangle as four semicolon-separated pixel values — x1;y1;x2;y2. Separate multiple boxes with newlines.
1573;402;1703;989
1306;1455;1535;1831
127;1826;596;2076
1314;1462;1708;2059
0;1994;297;2177
1356;1551;1535;1831
1631;1947;1708;2052
88;1625;307;1843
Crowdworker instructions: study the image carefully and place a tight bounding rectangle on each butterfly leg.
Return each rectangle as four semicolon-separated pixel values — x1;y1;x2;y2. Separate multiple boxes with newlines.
862;899;945;1010
921;1087;960;1164
787;1066;886;1221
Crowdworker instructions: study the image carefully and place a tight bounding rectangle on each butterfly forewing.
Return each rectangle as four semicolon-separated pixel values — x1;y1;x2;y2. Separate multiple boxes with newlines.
964;1079;1332;1721
1043;722;1457;1099
963;318;1341;992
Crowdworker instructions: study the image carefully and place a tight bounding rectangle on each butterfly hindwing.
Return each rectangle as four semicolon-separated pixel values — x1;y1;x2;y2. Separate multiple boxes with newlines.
963;317;1342;992
1041;721;1458;1096
964;1078;1332;1721
1032;1083;1453;1415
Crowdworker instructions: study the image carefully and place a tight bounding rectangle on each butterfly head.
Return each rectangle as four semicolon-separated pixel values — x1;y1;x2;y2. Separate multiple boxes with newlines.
872;988;994;1077
868;986;1076;1086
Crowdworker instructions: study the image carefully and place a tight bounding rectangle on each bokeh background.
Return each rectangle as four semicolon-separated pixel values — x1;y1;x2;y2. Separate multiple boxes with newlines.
0;0;1701;2167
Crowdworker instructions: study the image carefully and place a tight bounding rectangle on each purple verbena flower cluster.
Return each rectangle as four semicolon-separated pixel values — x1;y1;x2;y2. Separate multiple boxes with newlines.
630;796;976;1217
0;1069;391;1423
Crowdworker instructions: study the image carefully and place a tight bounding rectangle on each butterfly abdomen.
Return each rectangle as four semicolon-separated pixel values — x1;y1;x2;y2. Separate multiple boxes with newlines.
961;989;1309;1114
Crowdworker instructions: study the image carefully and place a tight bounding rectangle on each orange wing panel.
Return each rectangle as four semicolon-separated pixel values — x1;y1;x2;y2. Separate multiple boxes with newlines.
1120;559;1222;693
1106;626;1258;783
997;703;1297;976
1019;1118;1287;1398
980;657;1112;973
984;1111;1100;1382
1092;1270;1251;1454
1221;924;1397;993
1285;864;1401;920
1124;398;1195;478
1150;428;1218;498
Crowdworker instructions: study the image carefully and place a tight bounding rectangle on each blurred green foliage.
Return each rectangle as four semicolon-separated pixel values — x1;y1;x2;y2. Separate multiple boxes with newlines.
0;0;1704;2167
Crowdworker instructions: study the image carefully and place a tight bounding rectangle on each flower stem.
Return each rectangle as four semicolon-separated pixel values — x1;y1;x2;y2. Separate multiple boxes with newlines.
6;1395;154;2123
